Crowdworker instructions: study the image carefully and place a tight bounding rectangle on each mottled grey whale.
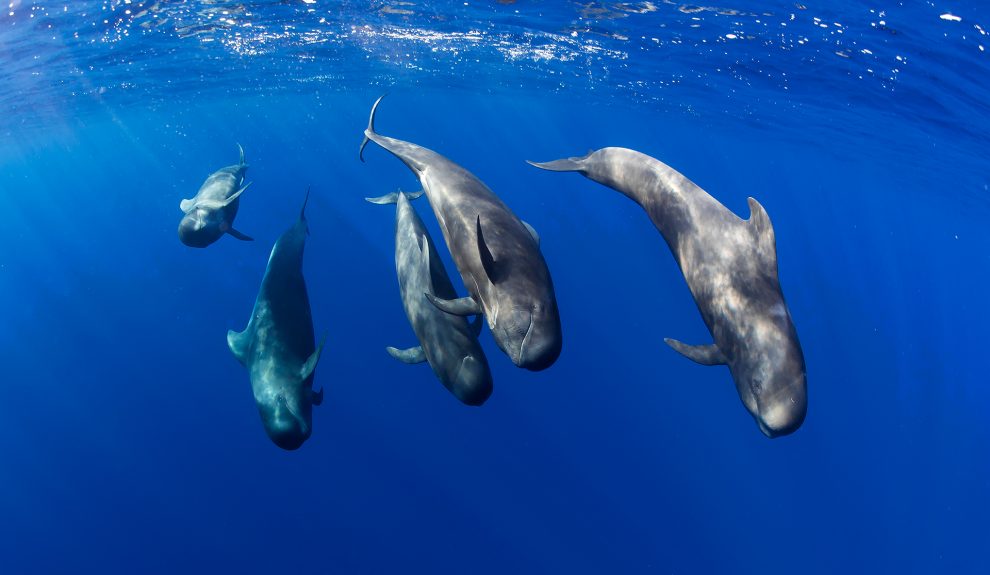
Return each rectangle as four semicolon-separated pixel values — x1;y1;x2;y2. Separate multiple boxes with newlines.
367;190;493;406
227;189;325;450
178;144;253;247
360;95;562;371
529;147;806;437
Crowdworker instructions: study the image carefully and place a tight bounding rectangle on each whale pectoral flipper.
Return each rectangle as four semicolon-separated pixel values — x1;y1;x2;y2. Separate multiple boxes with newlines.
227;329;250;366
300;335;327;381
311;387;324;406
664;338;727;366
521;220;540;246
194;185;250;211
425;293;482;316
386;346;427;364
476;215;502;284
233;181;253;198
226;228;254;241
180;198;196;213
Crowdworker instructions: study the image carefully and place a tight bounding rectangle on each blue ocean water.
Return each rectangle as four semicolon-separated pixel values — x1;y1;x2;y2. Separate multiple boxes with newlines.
1;1;988;573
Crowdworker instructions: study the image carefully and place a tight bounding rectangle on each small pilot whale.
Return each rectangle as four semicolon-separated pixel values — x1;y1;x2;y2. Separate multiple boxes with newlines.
360;95;562;371
367;190;493;406
529;148;806;437
227;189;325;450
178;143;253;247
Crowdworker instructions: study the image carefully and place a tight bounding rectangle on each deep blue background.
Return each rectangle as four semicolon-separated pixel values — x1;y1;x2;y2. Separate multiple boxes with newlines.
0;89;986;574
0;2;989;572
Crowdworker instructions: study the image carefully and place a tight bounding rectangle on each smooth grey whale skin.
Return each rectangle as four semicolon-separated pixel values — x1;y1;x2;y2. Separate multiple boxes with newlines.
367;190;492;406
178;144;253;247
529;147;806;438
360;95;561;371
227;190;324;450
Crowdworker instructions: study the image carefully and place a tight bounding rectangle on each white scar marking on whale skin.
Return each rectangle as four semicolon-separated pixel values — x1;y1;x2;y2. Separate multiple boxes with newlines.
770;303;787;318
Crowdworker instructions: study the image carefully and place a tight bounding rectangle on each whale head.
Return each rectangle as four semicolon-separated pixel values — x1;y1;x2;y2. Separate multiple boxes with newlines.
734;317;807;438
178;207;224;248
450;354;493;406
259;394;312;451
494;301;562;371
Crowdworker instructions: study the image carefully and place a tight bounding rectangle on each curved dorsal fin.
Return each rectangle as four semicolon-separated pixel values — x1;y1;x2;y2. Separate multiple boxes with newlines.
227;329;250;365
747;197;778;266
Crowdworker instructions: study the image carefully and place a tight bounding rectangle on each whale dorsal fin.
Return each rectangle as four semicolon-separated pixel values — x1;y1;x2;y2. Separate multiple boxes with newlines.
747;197;777;261
521;220;540;246
664;338;727;366
227;329;250;365
477;215;502;284
300;335;326;381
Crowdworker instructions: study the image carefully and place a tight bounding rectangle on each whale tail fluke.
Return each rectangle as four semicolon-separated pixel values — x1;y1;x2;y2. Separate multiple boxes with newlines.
365;189;425;205
300;186;311;222
237;143;247;167
359;93;387;162
526;156;587;173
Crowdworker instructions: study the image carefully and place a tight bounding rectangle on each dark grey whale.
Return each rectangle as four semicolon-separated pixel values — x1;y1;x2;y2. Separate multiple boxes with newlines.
367;190;493;406
178;144;253;248
360;95;562;371
227;189;325;450
529;147;806;437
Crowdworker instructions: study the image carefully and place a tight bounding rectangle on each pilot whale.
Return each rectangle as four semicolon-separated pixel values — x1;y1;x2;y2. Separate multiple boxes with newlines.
227;189;325;450
178;143;253;247
360;95;562;371
529;147;806;437
367;190;493;406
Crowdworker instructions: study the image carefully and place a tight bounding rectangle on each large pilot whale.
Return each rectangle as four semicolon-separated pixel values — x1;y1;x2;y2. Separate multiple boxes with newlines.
360;95;562;371
529;147;806;437
367;190;493;405
227;189;325;450
178;144;253;247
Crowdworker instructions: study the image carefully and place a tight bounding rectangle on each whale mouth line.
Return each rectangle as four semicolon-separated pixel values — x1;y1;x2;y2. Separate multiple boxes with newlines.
517;308;535;364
